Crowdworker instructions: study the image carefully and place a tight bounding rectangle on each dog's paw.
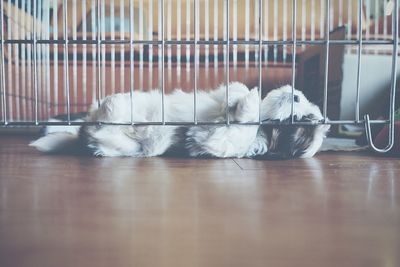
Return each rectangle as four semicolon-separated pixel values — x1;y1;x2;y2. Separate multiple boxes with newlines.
234;87;260;122
220;84;250;110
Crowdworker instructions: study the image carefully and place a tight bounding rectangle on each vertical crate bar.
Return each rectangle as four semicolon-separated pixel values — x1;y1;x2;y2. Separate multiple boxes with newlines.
386;0;399;147
33;0;39;124
27;0;32;119
148;0;153;90
110;0;115;94
20;0;27;121
39;1;44;119
91;0;96;107
120;0;125;93
374;0;379;38
82;0;87;105
244;0;249;67
323;0;330;122
37;0;42;119
45;1;51;119
129;0;134;124
101;0;106;98
355;0;363;122
6;0;12;121
193;0;198;124
258;0;263;124
161;0;165;124
365;0;398;153
72;0;77;113
273;0;278;61
53;0;59;115
96;0;101;108
225;0;230;125
139;0;143;90
232;0;237;68
63;0;71;124
14;0;20;120
291;0;297;123
0;0;6;124
301;0;306;49
176;0;181;84
264;0;268;62
283;0;287;62
21;0;27;120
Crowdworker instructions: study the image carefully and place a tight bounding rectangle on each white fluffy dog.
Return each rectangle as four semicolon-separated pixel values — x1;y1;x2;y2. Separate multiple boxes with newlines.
31;83;330;159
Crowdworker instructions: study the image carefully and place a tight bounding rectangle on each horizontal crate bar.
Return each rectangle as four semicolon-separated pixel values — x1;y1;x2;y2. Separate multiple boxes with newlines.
4;39;397;46
0;120;390;127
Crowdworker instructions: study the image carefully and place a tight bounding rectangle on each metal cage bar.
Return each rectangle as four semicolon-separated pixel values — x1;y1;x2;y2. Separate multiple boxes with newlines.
0;0;6;125
91;0;96;110
53;0;59;116
355;0;363;122
161;0;165;125
365;0;399;153
291;0;297;123
2;119;391;127
258;0;263;124
72;0;78;112
96;0;102;108
194;0;198;124
129;0;134;124
3;39;399;46
33;0;39;124
63;0;70;124
225;0;230;125
119;0;125;93
323;0;330;122
82;0;87;106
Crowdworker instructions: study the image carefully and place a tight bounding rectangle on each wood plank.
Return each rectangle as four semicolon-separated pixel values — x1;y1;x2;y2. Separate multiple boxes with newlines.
0;135;399;267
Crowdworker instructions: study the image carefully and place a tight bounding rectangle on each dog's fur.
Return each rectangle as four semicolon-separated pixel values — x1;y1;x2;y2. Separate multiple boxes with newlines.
30;83;330;159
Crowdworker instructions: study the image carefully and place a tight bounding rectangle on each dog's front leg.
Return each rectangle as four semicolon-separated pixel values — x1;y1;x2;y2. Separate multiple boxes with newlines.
233;87;260;123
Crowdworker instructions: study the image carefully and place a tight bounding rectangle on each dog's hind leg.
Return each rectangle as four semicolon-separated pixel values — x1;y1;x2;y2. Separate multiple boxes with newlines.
80;125;143;157
186;88;261;158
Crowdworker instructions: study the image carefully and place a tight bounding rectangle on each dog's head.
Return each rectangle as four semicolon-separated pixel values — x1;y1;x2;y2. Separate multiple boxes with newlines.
257;85;330;159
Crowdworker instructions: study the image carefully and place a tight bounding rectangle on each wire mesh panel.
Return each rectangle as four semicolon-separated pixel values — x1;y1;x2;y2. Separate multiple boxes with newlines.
0;0;398;152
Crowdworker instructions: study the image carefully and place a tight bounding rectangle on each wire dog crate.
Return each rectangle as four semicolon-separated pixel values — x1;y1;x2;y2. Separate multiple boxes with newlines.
0;0;398;153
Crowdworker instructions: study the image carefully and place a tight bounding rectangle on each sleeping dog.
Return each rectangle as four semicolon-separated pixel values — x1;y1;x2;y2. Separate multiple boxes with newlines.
30;83;330;159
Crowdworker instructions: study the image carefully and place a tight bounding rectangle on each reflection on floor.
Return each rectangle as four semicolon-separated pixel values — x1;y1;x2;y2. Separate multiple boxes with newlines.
0;135;399;267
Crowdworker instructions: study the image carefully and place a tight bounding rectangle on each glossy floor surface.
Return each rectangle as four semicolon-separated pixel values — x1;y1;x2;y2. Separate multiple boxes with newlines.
1;135;400;267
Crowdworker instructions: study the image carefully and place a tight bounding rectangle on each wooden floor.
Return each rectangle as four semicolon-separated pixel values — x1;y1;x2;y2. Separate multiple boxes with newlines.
0;135;399;267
